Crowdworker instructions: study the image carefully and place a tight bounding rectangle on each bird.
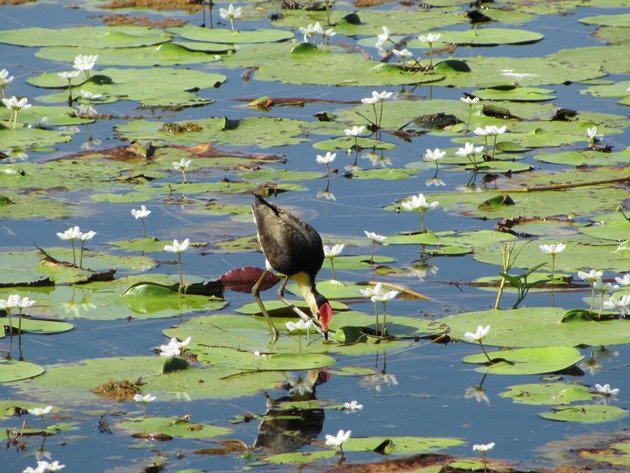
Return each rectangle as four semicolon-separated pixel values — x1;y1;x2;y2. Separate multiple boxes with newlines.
252;194;333;342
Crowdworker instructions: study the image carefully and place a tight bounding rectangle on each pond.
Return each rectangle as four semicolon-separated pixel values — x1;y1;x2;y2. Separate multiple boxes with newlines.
0;1;629;472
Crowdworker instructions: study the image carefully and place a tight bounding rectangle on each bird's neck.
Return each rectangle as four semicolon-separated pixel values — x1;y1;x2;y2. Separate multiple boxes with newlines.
293;271;319;317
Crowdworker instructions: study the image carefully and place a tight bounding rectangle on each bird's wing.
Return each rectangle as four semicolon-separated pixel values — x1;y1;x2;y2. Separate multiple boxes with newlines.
253;198;324;278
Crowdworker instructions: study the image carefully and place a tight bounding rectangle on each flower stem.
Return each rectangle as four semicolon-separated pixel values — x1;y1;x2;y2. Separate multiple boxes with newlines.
550;255;556;281
479;340;493;364
465;106;472;134
70;240;77;266
329;257;337;280
141;218;148;239
492;134;498;159
79;241;85;269
589;285;595;314
177;253;184;293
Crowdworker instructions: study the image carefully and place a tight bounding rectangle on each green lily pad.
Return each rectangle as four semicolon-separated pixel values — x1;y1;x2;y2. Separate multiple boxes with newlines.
30;68;226;108
4;318;74;335
443;308;630;348
472;86;555;102
579;13;630;27
320;255;395;270
342;435;465;454
463;346;584;375
313;137;396;151
407;28;544;47
539;404;627;423
117;416;232;439
578;219;630;241
474;237;630;273
36;43;222;67
0;26;171;47
534;149;630;166
500;383;594;405
266;450;335;464
0;127;76;150
20;356;288;402
0;359;46;383
169;25;295;44
115;116;307;148
222;42;444;87
0;275;226;321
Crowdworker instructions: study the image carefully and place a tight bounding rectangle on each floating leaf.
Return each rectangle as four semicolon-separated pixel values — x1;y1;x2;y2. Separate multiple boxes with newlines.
170;25;295;44
500;383;594;405
539;404;627;423
463;346;584;375
117;416;232;439
0;26;171;47
0;359;45;383
444;308;630;347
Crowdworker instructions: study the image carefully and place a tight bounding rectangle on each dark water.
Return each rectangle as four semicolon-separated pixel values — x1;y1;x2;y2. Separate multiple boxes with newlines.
1;2;628;472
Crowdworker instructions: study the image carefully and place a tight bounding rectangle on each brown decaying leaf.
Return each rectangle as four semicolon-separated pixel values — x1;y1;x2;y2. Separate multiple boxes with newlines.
194;439;249;455
91;379;139;401
100;14;187;28
103;0;202;13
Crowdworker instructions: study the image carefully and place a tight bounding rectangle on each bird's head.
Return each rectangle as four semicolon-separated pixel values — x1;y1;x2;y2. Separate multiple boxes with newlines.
315;293;333;339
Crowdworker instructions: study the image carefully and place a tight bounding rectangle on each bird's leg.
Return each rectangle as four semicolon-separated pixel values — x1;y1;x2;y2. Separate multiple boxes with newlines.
252;270;279;343
277;276;325;336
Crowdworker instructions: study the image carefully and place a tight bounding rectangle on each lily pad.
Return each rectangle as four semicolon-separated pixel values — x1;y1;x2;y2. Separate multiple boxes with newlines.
444;308;630;348
170;25;295;44
20;356;288;402
463;346;584;375
539;404;627;423
0;26;171;47
117;416;232;439
343;435;465;454
407;28;544;47
500;383;594;405
0;359;46;383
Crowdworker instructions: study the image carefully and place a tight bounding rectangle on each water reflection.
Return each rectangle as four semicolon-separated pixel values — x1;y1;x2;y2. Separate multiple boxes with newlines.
465;373;490;404
316;176;336;201
254;369;328;454
359;351;399;392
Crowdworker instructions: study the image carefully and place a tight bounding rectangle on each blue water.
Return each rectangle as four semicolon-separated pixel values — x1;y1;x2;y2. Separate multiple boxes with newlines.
1;1;629;472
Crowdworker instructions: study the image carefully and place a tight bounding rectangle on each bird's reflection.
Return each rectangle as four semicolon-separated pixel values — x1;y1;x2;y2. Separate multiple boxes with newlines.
254;369;329;454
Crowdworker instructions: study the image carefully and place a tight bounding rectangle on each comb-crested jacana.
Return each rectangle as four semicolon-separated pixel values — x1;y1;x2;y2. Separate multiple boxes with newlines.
252;194;333;341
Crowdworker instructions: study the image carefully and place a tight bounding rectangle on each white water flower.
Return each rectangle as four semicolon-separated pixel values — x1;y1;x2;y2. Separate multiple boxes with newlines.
133;393;156;403
56;225;82;241
23;460;66;473
423;148;446;162
80;230;96;241
73;54;98;73
299;22;323;42
325;429;351;447
364;231;386;242
456;142;484;157
323;244;345;257
577;269;603;284
369;282;399;303
392;48;413;59
172;158;191;170
461;96;479;105
344;125;365;137
342;400;363;411
316;151;336;164
464;325;491;343
473;442;495;453
131;205;151;220
594;383;620;396
418;32;441;44
164;238;190;253
473;126;493;136
79;89;102;101
285;319;313;332
375;26;390;48
159;336;191;357
28;406;53;417
603;294;630;317
539;243;566;255
322;28;336;40
614;274;630;286
219;3;242;20
586;126;602;142
401;193;439;212
2;96;31;112
57;71;80;80
0;68;14;86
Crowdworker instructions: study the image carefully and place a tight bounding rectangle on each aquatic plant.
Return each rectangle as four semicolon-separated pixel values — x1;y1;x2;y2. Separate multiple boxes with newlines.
131;205;151;238
163;238;190;293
